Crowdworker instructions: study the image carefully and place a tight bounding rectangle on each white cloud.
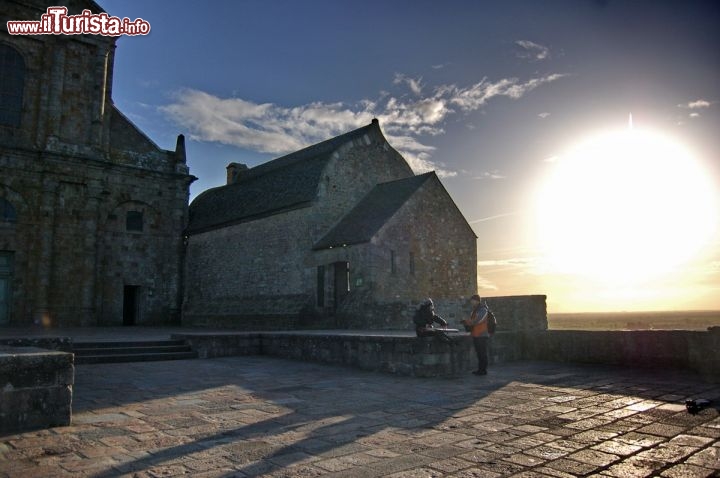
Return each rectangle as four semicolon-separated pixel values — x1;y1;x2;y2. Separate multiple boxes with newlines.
393;73;423;95
689;112;700;118
449;74;566;111
431;63;448;70
543;155;558;163
477;257;533;267
473;171;506;180
161;72;565;178
682;99;711;109
538;112;551;119
477;275;499;291
515;40;550;61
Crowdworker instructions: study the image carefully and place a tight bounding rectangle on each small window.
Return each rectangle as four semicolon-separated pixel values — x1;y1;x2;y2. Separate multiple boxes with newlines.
126;211;143;232
316;265;325;307
390;250;396;274
0;44;25;128
409;252;415;275
0;198;17;222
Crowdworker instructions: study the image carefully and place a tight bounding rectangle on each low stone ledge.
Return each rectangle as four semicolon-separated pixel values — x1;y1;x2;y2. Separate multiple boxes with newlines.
0;336;73;352
0;346;74;434
173;331;523;378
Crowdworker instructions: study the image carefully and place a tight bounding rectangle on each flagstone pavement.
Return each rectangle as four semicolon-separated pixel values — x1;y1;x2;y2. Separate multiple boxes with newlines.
1;357;719;477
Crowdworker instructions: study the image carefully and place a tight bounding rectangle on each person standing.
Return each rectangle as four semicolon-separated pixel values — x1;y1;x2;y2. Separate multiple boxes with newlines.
466;294;490;375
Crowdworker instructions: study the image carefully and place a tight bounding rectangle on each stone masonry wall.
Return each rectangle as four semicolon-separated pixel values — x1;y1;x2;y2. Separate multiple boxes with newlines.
182;207;315;328
0;4;193;326
308;124;413;240
330;175;478;329
523;327;720;382
1;148;191;326
173;332;520;378
0;346;74;433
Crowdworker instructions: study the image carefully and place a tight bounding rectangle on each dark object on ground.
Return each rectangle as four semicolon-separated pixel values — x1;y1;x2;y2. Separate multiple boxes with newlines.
472;370;487;376
685;398;712;414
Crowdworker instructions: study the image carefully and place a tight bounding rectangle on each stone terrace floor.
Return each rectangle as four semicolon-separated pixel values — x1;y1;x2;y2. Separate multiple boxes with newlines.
1;357;719;478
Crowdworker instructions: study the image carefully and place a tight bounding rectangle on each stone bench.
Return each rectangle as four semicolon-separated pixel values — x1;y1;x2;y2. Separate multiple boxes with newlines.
0;346;74;434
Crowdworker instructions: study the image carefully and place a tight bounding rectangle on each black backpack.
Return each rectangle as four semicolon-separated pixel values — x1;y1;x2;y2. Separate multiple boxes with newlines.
487;307;497;335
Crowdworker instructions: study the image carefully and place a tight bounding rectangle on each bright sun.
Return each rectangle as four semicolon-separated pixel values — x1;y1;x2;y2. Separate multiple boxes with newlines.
534;128;717;283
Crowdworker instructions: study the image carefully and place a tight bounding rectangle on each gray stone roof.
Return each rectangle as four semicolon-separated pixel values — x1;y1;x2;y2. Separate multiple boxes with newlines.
313;172;435;250
187;121;380;233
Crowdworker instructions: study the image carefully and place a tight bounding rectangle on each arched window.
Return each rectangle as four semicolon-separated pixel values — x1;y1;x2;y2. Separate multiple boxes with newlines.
126;211;143;232
0;44;25;128
0;198;17;222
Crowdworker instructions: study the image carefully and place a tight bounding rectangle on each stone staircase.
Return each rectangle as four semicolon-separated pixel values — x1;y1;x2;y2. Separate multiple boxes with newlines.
73;339;197;364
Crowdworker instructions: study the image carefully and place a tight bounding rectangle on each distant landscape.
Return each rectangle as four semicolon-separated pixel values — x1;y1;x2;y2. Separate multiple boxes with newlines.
548;310;720;331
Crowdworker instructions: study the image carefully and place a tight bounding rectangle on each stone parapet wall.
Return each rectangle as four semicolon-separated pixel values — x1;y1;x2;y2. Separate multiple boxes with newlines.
484;295;548;332
0;346;74;433
173;331;523;378
523;328;720;382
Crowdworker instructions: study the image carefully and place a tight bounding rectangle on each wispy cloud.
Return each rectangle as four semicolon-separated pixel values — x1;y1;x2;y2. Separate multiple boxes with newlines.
477;257;533;267
473;171;506;180
469;212;515;224
679;99;711;109
477;275;499;291
515;40;550;61
161;72;565;178
538;112;551;119
543;155;558;163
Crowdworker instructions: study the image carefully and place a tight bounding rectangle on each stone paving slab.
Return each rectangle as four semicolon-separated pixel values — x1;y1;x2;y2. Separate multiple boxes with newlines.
0;358;718;477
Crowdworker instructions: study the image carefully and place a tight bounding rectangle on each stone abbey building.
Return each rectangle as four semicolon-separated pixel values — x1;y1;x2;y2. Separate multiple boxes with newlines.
1;0;477;329
184;120;478;329
0;0;194;326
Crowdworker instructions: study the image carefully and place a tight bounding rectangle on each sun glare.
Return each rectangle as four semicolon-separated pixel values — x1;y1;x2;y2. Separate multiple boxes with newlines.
534;128;717;283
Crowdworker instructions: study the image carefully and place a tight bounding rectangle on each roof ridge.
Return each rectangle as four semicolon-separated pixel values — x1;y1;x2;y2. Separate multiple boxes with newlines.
375;171;435;187
239;120;380;183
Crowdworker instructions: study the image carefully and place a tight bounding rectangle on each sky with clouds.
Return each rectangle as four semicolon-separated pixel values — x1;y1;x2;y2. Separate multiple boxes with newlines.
99;0;720;313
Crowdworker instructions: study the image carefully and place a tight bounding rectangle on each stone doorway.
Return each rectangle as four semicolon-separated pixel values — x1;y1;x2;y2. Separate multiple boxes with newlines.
333;261;349;312
0;252;12;325
122;285;140;326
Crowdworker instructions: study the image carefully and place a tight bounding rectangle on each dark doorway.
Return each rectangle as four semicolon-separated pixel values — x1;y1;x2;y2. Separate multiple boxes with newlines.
333;261;349;312
122;285;139;326
0;252;13;325
316;265;325;307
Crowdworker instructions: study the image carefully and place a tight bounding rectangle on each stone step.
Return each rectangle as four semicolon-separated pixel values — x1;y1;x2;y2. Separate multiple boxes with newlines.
75;351;198;364
73;340;187;349
72;340;198;364
73;344;193;356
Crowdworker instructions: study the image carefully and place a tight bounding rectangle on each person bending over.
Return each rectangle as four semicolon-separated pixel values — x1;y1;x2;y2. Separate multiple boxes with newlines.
413;298;450;342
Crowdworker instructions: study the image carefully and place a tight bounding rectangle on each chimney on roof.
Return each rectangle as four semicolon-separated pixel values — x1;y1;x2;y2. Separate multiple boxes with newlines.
226;162;249;184
175;134;186;163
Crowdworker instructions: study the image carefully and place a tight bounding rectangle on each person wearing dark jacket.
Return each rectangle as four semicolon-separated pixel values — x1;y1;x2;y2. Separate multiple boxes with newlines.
413;298;450;341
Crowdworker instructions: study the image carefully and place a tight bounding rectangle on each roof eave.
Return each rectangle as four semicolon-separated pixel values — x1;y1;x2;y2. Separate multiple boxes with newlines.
187;200;313;236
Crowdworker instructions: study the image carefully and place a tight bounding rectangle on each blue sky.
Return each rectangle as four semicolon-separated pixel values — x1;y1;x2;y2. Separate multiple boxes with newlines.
99;0;720;312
